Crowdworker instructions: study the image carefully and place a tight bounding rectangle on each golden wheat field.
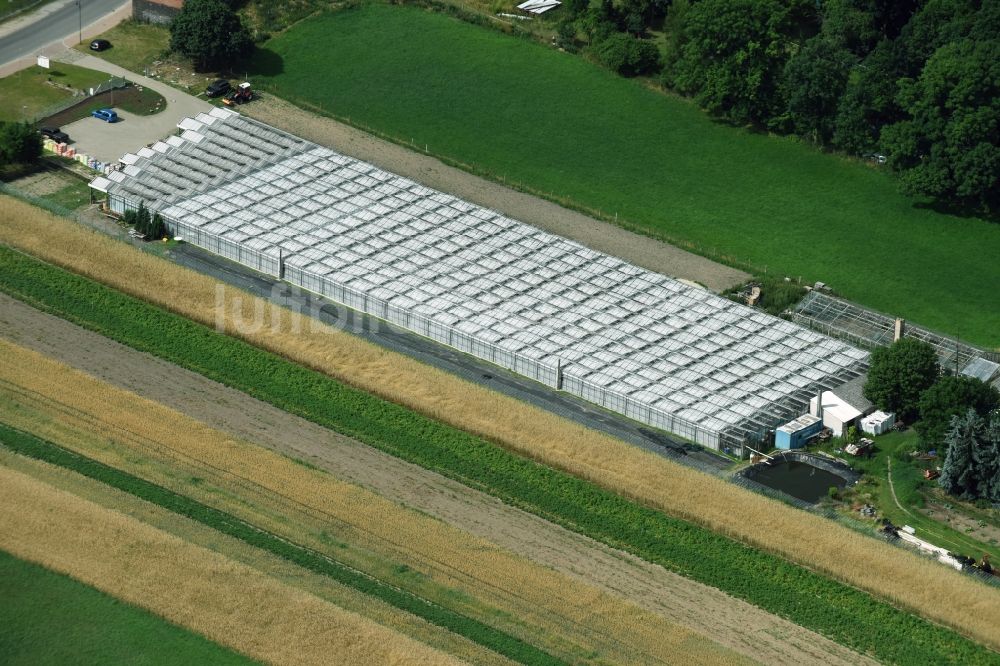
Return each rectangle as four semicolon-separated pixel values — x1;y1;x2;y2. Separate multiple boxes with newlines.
0;463;462;666
0;447;514;666
2;196;999;648
0;339;750;666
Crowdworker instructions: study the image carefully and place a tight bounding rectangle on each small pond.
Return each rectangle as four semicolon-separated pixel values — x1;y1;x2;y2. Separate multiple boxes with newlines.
739;454;858;504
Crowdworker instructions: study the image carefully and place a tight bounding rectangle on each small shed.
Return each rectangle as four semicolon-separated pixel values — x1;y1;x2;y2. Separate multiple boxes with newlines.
775;414;823;450
811;377;874;438
810;391;863;437
861;410;895;435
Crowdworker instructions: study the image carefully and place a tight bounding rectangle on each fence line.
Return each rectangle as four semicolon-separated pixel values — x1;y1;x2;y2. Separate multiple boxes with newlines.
33;76;130;122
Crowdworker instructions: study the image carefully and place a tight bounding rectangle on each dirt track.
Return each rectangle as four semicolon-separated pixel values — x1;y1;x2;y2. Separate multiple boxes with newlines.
0;293;872;666
241;96;750;293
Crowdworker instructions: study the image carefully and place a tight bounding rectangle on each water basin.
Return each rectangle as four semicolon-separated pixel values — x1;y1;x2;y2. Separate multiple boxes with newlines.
739;453;859;504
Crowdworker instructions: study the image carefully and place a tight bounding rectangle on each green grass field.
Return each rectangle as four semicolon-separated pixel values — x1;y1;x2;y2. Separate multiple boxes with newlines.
0;64;110;122
74;20;170;72
247;3;1000;348
0;548;254;665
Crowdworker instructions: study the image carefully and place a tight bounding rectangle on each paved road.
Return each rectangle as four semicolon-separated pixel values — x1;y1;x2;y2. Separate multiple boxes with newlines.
0;0;129;74
59;53;211;162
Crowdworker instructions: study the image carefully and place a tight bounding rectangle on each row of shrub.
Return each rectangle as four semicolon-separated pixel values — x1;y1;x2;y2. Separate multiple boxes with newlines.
0;244;993;664
0;422;562;666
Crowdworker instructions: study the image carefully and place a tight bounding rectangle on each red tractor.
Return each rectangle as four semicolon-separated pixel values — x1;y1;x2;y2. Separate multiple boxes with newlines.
223;82;253;106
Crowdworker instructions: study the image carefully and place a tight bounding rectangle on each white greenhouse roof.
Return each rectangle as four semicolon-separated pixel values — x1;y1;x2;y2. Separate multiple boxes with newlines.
961;357;999;384
92;112;869;451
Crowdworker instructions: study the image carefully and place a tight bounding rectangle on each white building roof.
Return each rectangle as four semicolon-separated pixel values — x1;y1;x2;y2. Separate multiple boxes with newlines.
816;391;862;424
777;413;821;435
90;111;869;450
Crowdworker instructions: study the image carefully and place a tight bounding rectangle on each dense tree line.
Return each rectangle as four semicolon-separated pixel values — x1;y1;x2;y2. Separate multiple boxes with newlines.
169;0;253;71
939;409;1000;501
863;337;999;448
563;0;1000;215
124;202;167;239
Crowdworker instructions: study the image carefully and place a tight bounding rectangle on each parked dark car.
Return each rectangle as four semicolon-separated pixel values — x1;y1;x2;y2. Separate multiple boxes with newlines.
205;79;231;98
90;39;111;51
39;126;70;143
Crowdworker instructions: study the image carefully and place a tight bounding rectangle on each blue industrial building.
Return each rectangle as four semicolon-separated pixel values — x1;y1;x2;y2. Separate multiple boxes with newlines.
775;414;823;450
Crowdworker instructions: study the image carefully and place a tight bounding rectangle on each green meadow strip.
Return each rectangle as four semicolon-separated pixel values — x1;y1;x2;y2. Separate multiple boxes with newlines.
0;548;256;665
0;245;995;665
0;423;563;666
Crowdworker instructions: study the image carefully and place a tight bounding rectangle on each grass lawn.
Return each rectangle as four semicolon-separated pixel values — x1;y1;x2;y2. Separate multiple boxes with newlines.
0;0;52;21
819;431;1000;564
0;548;255;665
40;84;167;128
247;3;1000;348
76;20;170;72
45;178;92;210
0;64;111;122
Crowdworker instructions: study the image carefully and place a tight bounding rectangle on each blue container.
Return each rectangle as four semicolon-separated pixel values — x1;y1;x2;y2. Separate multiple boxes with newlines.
775;414;823;450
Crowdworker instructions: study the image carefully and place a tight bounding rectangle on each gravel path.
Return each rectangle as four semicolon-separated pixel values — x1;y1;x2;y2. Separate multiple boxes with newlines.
0;293;873;666
242;96;750;292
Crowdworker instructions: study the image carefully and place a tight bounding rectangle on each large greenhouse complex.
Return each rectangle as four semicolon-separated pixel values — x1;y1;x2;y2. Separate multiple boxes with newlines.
90;108;869;456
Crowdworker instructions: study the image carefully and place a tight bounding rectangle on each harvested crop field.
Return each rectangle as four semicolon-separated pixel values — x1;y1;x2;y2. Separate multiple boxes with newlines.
0;464;460;666
0;337;755;666
0;294;873;666
1;198;997;655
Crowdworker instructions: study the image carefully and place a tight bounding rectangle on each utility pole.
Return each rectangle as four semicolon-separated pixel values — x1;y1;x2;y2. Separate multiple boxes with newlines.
77;0;82;44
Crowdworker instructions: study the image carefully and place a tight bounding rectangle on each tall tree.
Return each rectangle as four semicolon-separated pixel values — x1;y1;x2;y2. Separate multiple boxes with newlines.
985;415;1000;502
0;121;42;166
668;0;818;125
882;27;1000;213
916;375;1000;450
896;0;977;76
820;0;879;57
780;37;854;142
169;0;254;72
939;408;986;500
832;39;906;154
863;338;939;421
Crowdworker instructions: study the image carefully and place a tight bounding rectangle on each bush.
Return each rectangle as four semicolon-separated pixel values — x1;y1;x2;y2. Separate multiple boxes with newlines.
0;122;42;167
169;0;254;71
555;21;577;51
594;33;661;77
916;375;1000;450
